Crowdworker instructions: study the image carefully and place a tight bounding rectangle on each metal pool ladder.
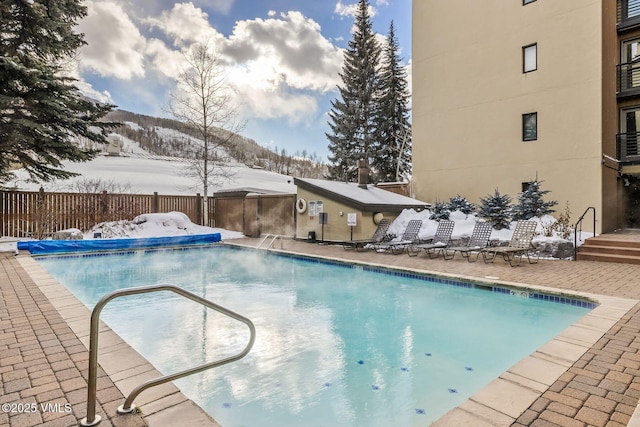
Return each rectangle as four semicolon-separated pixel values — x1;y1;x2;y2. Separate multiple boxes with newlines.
256;234;288;250
80;284;256;426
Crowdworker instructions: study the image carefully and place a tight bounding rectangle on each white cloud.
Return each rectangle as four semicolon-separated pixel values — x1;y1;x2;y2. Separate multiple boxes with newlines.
77;81;114;105
218;11;343;123
55;56;114;104
145;2;223;47
235;86;319;125
77;3;344;124
77;1;147;79
268;10;276;17
145;38;184;79
334;1;377;18
223;11;342;93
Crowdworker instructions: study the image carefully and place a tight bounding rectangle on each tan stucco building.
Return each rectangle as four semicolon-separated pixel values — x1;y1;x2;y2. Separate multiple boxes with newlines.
412;0;640;233
294;178;429;242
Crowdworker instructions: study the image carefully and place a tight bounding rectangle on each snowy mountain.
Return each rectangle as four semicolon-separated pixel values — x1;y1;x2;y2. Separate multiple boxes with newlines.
107;110;327;178
6;126;297;196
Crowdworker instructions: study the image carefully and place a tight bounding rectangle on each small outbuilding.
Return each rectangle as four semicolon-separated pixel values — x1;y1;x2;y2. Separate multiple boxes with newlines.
294;176;430;242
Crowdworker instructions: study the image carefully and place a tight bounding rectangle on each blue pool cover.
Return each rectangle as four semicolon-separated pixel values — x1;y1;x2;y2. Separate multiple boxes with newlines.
17;233;222;255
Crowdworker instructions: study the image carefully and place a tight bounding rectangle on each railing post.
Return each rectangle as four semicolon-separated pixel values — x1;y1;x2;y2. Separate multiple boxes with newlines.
209;195;215;228
196;193;202;225
80;293;109;426
99;191;109;224
35;187;45;239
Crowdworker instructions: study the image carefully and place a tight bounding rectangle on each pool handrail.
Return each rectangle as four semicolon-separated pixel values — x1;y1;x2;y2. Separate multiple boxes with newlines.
80;284;256;426
573;206;596;261
256;234;293;250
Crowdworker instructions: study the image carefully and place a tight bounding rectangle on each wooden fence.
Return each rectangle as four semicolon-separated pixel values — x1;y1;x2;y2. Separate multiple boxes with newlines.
1;189;294;239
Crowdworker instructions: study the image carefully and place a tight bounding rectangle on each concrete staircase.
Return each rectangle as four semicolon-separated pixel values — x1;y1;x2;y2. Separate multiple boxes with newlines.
576;234;640;264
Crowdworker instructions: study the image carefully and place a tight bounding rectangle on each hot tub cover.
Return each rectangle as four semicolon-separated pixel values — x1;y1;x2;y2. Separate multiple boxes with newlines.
17;233;222;255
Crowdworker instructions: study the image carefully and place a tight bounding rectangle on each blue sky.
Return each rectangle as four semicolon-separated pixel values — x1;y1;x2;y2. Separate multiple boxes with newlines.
74;0;412;161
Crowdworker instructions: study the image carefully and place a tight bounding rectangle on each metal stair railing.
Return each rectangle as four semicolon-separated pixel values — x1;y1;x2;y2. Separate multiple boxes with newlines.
256;234;290;250
573;207;596;261
80;284;256;426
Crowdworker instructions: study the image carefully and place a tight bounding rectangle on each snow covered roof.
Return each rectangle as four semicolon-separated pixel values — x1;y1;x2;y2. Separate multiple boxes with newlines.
214;187;295;197
294;178;430;213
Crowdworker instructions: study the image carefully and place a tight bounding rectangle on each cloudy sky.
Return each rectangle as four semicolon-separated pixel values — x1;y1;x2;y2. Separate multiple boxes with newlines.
74;0;411;161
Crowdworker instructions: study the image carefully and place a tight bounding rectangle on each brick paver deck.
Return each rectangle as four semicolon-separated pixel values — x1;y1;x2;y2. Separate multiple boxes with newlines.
3;237;640;426
0;252;147;427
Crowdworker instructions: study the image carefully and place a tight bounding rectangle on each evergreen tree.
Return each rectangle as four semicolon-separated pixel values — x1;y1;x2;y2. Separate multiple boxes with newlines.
429;201;451;221
479;189;513;230
326;0;381;180
512;180;557;220
0;0;115;183
446;194;476;215
372;20;412;182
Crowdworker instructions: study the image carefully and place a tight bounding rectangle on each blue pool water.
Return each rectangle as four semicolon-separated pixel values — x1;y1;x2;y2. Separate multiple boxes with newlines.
37;247;592;426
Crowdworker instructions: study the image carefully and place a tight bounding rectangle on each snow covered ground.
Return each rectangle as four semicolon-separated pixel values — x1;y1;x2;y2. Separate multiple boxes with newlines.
6;125;296;196
7;154;296;195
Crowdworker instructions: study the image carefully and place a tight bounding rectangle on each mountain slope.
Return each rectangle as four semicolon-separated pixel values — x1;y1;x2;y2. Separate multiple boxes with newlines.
106;109;326;178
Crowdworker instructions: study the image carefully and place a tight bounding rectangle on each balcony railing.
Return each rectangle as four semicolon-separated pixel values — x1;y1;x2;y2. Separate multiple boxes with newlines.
618;0;640;30
617;62;640;94
617;132;640;163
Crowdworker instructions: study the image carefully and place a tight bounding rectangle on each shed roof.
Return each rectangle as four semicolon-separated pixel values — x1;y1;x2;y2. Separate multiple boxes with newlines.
213;187;294;198
294;178;430;213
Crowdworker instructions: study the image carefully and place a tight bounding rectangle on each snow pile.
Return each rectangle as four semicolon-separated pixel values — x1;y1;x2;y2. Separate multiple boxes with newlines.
389;209;472;241
0;237;21;253
86;212;244;240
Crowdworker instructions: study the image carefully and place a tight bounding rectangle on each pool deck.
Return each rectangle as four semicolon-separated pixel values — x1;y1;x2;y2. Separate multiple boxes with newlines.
2;238;640;427
0;252;219;427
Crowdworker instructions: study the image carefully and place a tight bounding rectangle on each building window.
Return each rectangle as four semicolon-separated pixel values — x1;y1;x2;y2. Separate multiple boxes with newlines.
622;0;640;20
523;112;537;141
620;38;640;92
523;0;536;4
620;107;640;161
523;44;537;73
622;37;640;63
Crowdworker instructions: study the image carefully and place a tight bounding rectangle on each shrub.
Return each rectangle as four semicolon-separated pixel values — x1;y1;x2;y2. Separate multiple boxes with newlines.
429;201;451;221
446;195;476;215
553;202;572;240
512;180;557;220
478;188;512;230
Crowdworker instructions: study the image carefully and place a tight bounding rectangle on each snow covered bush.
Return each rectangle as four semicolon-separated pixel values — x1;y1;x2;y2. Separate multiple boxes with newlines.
446;195;476;215
429;202;451;221
512;180;557;221
478;189;512;230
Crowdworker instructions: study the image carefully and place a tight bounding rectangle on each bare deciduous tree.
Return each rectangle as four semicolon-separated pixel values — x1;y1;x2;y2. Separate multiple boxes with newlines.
168;41;243;224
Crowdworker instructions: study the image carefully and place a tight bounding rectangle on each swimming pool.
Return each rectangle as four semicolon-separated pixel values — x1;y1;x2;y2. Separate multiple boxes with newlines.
36;246;593;426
